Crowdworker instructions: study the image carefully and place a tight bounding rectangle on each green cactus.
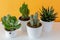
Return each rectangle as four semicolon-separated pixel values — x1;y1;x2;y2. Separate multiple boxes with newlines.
19;3;29;19
1;14;21;31
30;12;40;27
40;6;57;22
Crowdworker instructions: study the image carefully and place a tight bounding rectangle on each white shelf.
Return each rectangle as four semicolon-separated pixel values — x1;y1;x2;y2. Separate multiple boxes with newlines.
0;22;60;40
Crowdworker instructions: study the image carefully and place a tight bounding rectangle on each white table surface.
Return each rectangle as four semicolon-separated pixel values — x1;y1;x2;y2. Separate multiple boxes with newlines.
0;22;60;40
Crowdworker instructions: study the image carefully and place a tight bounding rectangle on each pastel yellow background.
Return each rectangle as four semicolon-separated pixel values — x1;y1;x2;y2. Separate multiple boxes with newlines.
0;0;60;22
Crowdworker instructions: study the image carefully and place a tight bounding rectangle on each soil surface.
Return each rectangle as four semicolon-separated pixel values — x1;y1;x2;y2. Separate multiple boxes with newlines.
19;16;30;21
27;22;42;28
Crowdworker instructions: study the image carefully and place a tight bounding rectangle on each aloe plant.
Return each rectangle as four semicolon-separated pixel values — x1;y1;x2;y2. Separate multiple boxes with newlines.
19;3;29;19
40;7;57;22
1;14;21;31
29;12;40;28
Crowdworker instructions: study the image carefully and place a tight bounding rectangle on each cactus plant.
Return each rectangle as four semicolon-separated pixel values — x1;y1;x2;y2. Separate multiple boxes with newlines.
26;12;42;39
19;3;29;20
1;14;21;31
28;12;41;28
40;7;57;22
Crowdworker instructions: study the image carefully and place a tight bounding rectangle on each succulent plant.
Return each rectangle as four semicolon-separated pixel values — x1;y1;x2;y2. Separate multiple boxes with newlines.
29;12;40;27
19;3;29;19
40;7;57;22
1;14;21;31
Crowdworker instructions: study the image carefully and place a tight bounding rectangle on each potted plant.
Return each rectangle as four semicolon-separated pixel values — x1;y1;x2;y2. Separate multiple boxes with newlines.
1;14;21;38
26;12;42;39
40;7;57;32
19;3;30;32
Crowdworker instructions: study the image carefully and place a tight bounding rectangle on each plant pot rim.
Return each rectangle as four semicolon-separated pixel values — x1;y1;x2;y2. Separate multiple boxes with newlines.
5;30;16;32
27;22;42;28
5;28;16;32
19;19;29;22
40;20;54;23
19;16;30;21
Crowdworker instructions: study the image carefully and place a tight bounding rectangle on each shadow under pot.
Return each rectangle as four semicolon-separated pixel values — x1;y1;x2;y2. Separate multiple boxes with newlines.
19;16;30;32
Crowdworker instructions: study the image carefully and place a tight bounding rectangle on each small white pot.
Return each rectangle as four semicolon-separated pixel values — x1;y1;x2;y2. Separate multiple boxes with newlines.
41;20;54;32
26;25;42;39
5;30;17;38
19;20;29;32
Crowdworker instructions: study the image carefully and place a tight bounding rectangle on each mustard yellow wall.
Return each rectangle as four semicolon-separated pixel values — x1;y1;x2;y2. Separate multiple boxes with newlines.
0;0;60;22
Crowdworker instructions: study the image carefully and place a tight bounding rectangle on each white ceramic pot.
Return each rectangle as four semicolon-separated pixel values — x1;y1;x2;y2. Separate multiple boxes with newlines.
19;20;29;32
41;20;54;32
5;30;17;38
26;25;42;39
